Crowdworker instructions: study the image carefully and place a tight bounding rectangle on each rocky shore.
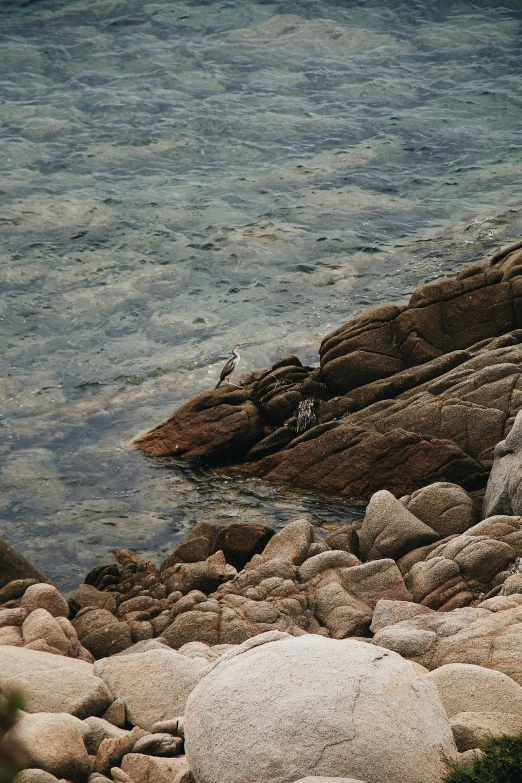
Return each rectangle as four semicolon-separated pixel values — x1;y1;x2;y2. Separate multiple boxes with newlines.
5;243;522;782
133;239;522;504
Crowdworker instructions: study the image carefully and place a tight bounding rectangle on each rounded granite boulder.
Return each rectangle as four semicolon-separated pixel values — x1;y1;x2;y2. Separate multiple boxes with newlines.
184;633;457;783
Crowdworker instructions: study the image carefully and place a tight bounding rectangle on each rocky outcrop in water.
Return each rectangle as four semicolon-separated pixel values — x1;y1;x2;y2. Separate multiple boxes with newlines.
133;240;522;501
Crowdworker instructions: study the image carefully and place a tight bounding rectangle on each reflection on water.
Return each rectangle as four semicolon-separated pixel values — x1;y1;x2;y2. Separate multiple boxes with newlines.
1;0;522;589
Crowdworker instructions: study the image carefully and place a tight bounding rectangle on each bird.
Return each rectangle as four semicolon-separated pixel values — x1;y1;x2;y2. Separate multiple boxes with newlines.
215;344;243;388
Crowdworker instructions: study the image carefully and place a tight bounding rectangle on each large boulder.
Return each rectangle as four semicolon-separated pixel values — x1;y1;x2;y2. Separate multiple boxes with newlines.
372;599;522;685
184;634;457;783
0;645;112;717
133;243;522;500
93;648;205;730
427;663;522;717
2;712;90;783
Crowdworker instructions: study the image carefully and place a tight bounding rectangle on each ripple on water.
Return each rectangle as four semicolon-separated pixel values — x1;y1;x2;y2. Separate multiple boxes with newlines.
1;0;522;587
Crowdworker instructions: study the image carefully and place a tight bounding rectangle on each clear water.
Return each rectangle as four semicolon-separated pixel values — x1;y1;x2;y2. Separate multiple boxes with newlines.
2;0;522;590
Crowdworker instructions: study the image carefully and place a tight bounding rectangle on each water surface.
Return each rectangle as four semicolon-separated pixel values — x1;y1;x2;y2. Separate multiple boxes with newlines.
2;0;522;589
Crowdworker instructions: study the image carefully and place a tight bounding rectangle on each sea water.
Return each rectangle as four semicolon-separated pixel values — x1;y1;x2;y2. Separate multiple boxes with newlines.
1;0;522;589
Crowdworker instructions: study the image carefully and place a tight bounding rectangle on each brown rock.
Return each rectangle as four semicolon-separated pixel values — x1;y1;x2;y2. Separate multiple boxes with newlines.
131;244;522;501
0;579;39;604
121;753;189;783
256;519;312;565
68;585;117;616
4;712;90;783
400;483;477;537
0;541;53;590
94;727;148;775
358;490;440;561
212;522;275;571
132;385;264;461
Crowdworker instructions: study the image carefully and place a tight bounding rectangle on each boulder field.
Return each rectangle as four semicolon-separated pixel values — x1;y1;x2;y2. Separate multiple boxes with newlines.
133;239;522;503
4;474;522;782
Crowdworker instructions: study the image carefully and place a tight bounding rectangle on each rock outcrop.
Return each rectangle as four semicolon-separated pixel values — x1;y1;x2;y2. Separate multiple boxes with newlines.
133;241;522;501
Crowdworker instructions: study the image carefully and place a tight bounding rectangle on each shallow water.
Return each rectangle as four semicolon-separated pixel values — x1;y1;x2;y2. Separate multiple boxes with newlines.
2;0;522;590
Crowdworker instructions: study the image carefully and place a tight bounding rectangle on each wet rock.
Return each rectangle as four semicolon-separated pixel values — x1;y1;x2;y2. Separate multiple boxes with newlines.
4;712;90;783
450;711;522;751
428;663;522;717
132;385;264;461
93;649;205;730
241;425;488;501
400;482;477;537
184;634;457;783
358;490;440;561
0;542;53;590
0;645;113;717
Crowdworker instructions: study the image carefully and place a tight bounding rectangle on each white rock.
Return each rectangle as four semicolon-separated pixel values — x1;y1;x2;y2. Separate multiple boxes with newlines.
94;648;205;730
185;634;457;783
0;645;112;717
428;663;522;717
4;712;90;783
21;584;69;617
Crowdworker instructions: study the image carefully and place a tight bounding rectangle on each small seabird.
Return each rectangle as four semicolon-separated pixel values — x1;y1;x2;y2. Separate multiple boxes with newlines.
215;343;243;388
